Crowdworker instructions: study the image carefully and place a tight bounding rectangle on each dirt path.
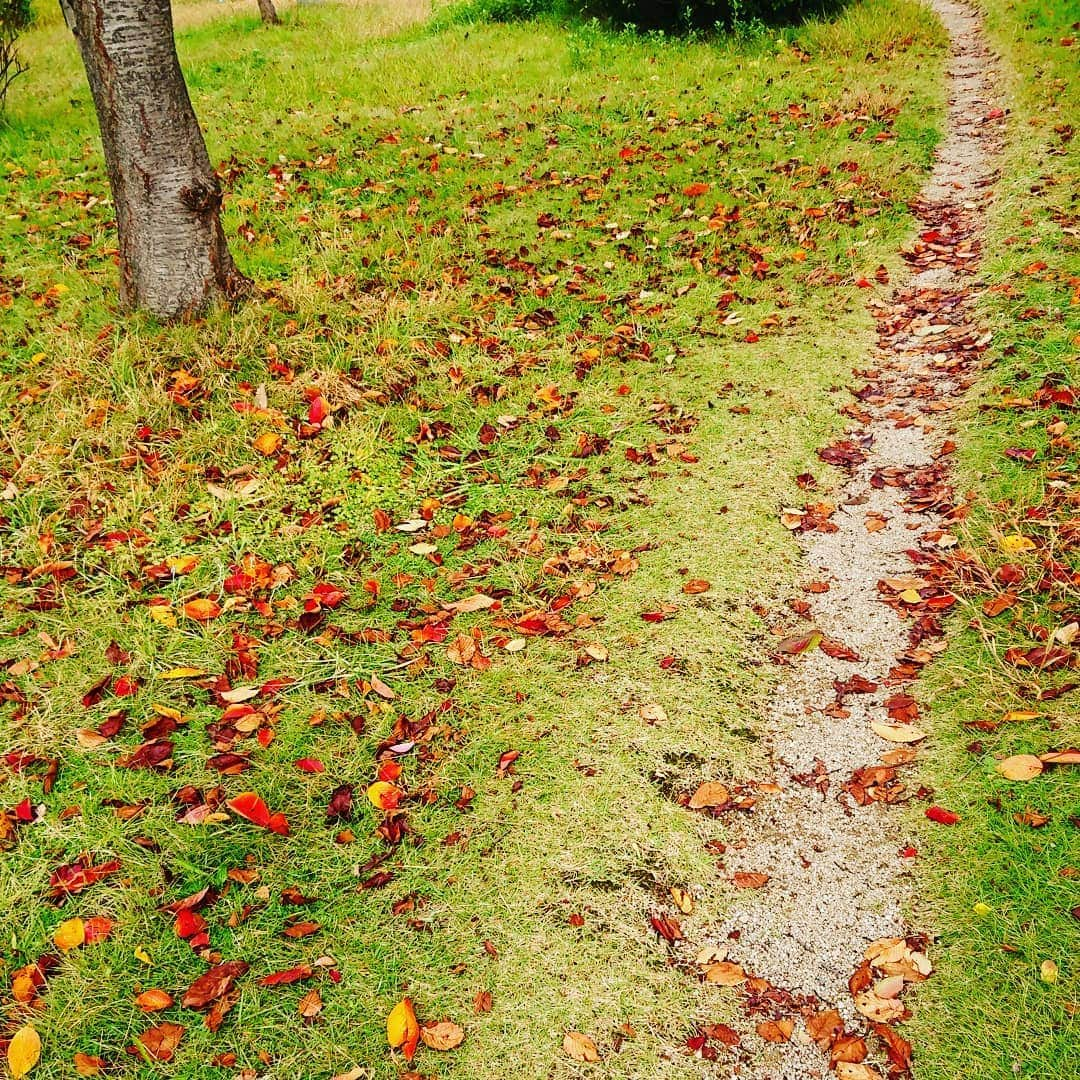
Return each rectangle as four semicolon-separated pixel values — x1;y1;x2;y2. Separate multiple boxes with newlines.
692;2;1003;1075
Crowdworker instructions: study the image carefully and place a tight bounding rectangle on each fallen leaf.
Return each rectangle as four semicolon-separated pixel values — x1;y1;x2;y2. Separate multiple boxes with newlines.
836;1065;884;1080
8;1024;41;1078
183;598;221;621
999;534;1036;554
704;961;745;985
53;917;86;951
1040;959;1058;984
997;754;1044;781
926;805;960;825
182;960;249;1009
253;431;282;456
756;1018;793;1042
733;872;770;889
298;987;323;1021
135;989;174;1012
563;1031;600;1063
682;579;711;594
689;782;729;809
420;1020;465;1051
130;1021;184;1063
387;997;420;1061
871;721;927;744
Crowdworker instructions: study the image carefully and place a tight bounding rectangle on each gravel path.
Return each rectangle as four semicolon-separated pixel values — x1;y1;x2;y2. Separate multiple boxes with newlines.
691;3;1004;1076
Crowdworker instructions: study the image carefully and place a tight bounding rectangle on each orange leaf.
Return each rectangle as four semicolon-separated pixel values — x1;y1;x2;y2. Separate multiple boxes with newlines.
183;598;221;621
135;989;175;1012
53;917;85;951
387;997;420;1061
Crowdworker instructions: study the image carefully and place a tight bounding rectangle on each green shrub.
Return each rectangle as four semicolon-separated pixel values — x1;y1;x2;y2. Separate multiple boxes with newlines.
0;0;32;111
441;0;829;30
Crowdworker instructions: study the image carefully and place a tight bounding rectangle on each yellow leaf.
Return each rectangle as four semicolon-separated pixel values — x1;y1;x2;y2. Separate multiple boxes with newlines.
164;555;198;575
53;917;85;951
973;902;992;916
253;431;283;456
871;721;927;744
148;604;177;627
158;667;206;680
8;1024;41;1078
1040;959;1058;984
898;589;923;604
1000;534;1036;554
996;754;1044;781
134;945;152;965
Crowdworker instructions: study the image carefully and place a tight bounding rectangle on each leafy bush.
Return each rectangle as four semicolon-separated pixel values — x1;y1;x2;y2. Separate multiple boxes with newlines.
442;0;827;30
0;0;32;111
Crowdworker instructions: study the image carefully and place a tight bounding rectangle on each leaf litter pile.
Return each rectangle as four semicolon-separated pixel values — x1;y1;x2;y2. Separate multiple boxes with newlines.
0;3;984;1078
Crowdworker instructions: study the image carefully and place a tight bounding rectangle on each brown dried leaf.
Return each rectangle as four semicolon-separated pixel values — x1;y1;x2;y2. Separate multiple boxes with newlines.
420;1021;465;1051
563;1031;600;1062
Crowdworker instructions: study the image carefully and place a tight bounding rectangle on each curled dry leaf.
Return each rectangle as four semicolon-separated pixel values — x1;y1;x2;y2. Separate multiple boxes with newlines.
563;1031;600;1063
806;1008;843;1049
853;990;904;1022
73;1053;106;1076
688;781;729;810
420;1020;465;1051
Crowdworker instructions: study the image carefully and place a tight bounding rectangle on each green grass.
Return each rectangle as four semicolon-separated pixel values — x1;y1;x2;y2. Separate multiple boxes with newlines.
0;1;948;1076
910;2;1080;1077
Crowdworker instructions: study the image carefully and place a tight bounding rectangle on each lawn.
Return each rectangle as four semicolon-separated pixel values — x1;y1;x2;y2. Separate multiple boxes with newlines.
0;1;953;1077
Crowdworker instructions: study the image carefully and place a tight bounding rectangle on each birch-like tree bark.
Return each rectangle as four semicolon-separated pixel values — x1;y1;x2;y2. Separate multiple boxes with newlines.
60;0;249;318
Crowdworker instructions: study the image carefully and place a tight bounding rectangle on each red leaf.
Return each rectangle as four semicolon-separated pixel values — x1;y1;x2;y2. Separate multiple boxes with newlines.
926;805;960;825
257;964;313;987
227;792;289;834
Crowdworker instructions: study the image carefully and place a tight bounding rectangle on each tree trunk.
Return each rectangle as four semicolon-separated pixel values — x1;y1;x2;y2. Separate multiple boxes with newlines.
59;0;249;319
257;0;281;25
